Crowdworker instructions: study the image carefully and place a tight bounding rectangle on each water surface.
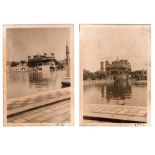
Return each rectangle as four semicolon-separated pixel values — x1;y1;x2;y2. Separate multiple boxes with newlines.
83;80;147;107
7;70;66;99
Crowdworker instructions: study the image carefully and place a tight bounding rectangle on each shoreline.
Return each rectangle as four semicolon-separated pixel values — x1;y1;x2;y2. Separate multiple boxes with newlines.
83;79;147;86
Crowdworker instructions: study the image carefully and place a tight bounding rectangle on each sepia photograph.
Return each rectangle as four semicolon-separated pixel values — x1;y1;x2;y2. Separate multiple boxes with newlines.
80;24;151;126
3;24;74;126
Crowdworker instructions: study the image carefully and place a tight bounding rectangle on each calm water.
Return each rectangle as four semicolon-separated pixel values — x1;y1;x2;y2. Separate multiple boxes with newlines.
83;80;147;107
7;70;66;99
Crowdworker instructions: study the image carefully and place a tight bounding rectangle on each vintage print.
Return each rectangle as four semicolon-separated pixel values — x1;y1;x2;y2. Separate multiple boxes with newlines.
4;25;74;126
80;24;151;126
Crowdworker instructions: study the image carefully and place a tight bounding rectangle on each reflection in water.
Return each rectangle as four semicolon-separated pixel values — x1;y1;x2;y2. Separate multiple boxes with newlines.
7;70;65;99
105;81;132;101
83;80;147;107
29;72;56;88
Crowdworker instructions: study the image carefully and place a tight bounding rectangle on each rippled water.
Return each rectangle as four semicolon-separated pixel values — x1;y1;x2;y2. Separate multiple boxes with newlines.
7;70;66;99
83;80;147;107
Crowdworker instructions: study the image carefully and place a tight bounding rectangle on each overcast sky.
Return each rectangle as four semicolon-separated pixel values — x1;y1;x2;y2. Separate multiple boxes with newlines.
6;27;70;61
80;25;150;72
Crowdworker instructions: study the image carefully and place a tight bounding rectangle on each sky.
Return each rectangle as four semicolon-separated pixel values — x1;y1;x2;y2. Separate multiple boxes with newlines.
80;25;151;72
6;27;70;61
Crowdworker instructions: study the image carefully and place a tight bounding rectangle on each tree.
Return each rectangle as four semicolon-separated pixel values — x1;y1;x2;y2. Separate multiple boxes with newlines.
20;60;27;66
83;69;94;80
11;61;19;67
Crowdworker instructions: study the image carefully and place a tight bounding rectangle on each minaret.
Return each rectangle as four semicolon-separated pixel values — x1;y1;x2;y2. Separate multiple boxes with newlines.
100;61;106;72
61;42;71;87
100;62;104;71
66;41;70;77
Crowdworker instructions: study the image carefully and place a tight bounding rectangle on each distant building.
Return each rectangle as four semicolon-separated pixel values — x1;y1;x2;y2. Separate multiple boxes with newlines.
27;53;56;71
28;53;55;67
131;70;147;80
101;59;131;80
9;61;28;72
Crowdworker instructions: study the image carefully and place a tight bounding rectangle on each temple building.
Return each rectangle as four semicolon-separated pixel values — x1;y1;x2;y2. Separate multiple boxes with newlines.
100;59;131;80
27;53;55;67
27;53;56;71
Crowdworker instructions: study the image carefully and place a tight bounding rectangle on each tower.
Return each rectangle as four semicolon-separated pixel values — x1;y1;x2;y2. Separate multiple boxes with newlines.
100;62;104;71
66;42;70;77
61;41;71;87
66;41;69;66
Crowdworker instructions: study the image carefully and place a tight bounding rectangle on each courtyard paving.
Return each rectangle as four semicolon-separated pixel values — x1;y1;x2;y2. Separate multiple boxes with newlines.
83;103;147;124
6;88;71;125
